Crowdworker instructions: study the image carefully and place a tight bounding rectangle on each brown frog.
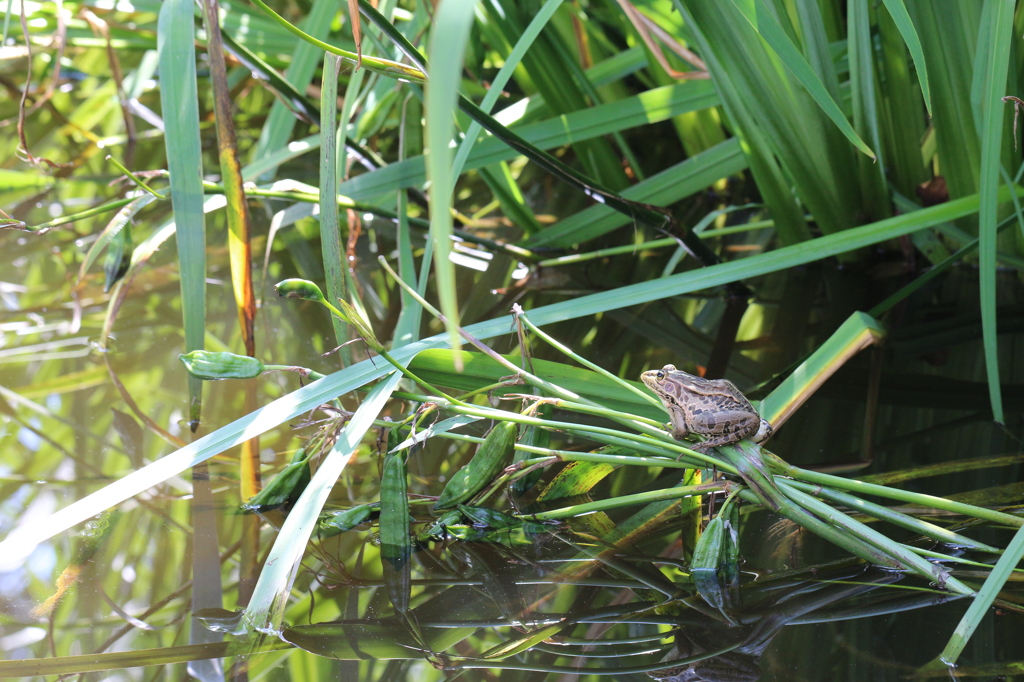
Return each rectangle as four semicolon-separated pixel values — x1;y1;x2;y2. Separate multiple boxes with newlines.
640;364;772;452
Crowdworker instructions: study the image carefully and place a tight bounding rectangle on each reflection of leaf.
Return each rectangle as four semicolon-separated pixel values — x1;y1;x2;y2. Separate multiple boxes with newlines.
947;481;1024;507
33;511;121;619
77;194;154;287
318;503;377;537
449;542;529;626
479;622;570;660
110;409;143;467
861;452;1024;486
283;622;449;660
103;217;132;292
691;515;728;612
457;505;519;529
421;506;554;546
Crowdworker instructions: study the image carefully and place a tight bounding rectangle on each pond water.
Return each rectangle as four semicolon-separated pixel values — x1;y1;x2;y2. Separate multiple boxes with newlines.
1;212;1022;682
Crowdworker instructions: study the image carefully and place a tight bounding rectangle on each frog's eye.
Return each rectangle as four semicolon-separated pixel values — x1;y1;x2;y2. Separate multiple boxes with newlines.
656;370;664;380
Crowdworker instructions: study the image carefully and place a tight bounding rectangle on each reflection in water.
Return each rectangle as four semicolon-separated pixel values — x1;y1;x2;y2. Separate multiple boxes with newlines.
276;518;962;680
4;181;1023;680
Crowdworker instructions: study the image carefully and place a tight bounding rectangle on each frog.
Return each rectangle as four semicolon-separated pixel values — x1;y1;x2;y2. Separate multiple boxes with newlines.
640;364;772;452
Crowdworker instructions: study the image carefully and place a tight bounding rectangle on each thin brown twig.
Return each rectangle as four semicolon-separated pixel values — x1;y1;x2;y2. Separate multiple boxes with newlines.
616;0;709;80
81;7;137;165
16;0;71;170
21;0;67;120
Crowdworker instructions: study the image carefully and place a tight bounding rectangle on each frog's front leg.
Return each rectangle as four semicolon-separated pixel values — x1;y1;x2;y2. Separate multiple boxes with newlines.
666;405;690;441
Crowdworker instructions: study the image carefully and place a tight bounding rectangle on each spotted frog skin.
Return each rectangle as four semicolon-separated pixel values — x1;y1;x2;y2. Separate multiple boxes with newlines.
640;364;772;452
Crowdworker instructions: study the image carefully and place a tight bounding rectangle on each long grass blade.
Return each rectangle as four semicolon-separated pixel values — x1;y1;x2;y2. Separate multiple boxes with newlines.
930;522;1024;666
396;95;422;345
157;0;206;428
478;0;628;190
332;44;373;364
246;0;425;82
319;54;350;353
760;312;886;430
848;0;889;215
976;0;1015;423
905;3;981;204
425;0;477;360
875;6;930;201
202;0;262;604
357;1;713;258
203;0;256;357
528;138;745;247
673;1;814;243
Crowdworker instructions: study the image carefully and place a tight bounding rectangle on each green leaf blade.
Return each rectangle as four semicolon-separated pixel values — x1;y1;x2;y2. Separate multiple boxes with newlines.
976;0;1015;423
425;0;478;358
158;0;207;427
880;0;933;115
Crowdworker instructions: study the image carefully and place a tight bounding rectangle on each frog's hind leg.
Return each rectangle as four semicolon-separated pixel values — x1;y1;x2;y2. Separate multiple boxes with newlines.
688;410;760;452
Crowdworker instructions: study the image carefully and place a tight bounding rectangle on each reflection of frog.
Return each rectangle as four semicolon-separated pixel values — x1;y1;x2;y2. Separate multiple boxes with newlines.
648;630;762;682
647;652;762;682
640;365;772;452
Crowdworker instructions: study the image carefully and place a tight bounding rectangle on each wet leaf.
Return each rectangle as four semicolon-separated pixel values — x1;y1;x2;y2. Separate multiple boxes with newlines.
318;503;378;536
435;420;517;510
241;449;310;513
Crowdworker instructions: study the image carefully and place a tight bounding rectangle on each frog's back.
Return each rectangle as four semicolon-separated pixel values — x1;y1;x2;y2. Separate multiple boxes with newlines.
682;377;753;409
